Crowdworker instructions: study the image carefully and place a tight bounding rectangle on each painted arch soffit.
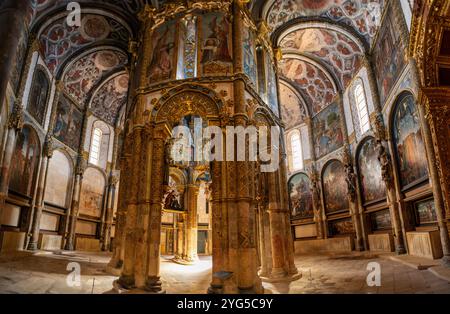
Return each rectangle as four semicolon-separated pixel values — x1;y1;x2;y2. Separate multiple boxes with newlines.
279;25;365;90
90;72;130;126
263;0;385;45
278;55;338;116
279;80;308;130
38;11;132;75
62;48;128;107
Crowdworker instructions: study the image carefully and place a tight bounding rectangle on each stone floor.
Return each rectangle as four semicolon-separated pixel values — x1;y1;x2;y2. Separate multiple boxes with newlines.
0;251;449;294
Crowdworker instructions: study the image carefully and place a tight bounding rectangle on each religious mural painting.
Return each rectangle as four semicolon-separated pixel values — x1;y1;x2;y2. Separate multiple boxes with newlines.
200;12;233;75
53;96;83;151
79;168;105;218
414;198;438;226
328;218;354;236
369;209;392;231
322;160;349;214
9;126;40;197
147;20;177;83
358;138;386;204
28;69;50;126
392;94;428;188
373;6;407;105
312;102;344;159
265;52;280;117
288;173;313;219
9;20;28;91
242;24;257;86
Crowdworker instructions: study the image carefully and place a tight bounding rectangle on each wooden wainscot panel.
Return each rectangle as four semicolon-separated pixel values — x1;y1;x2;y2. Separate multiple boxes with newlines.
368;233;394;252
0;231;26;253
294;224;317;239
406;230;443;260
75;237;100;252
38;234;62;251
294;237;354;254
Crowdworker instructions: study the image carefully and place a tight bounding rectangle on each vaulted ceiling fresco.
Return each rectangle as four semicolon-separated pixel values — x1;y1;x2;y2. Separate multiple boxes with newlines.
63;49;128;106
39;14;131;74
279;81;307;130
30;0;146;25
279;58;337;115
279;27;364;89
264;0;385;44
91;73;130;125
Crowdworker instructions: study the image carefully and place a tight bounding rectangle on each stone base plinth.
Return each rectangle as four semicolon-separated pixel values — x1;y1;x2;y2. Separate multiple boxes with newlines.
406;230;443;260
0;231;25;253
260;272;302;283
294;237;354;254
112;280;166;294
38;234;62;251
75;237;101;252
368;233;394;252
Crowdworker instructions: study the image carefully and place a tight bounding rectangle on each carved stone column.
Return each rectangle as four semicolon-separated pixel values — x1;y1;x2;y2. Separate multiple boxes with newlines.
107;133;132;274
101;174;119;252
27;135;53;250
117;127;143;289
309;166;324;239
175;214;185;261
184;184;199;263
375;135;407;254
419;88;450;266
0;101;23;218
64;155;87;251
145;134;166;293
342;149;364;251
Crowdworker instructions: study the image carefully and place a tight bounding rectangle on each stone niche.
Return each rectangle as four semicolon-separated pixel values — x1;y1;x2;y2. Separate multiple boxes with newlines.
0;231;26;253
368;233;394;252
294;237;354;254
406;230;443;260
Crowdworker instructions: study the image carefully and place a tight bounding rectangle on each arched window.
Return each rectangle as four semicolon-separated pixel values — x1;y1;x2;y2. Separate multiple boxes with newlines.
89;128;103;166
290;131;303;171
354;81;370;134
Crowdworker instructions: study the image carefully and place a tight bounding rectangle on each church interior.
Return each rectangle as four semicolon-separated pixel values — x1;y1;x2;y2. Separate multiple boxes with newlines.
1;0;450;295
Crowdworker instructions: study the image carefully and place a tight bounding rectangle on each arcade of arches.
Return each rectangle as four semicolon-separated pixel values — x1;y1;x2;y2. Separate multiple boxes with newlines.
0;0;450;294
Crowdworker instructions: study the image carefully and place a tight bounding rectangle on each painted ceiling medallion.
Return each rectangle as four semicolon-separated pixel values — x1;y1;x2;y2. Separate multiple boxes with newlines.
80;15;111;41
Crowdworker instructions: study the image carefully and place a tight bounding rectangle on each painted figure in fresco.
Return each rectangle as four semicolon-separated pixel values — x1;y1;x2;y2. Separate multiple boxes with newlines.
202;15;232;64
289;174;313;218
53;102;69;140
394;96;428;187
323;161;349;213
148;26;175;81
243;28;257;84
164;190;182;211
359;139;386;203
